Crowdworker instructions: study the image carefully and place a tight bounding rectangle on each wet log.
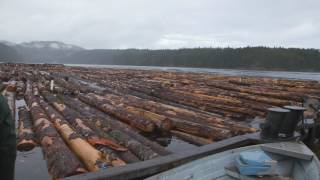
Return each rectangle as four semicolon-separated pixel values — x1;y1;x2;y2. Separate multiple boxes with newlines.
171;130;213;146
17;107;37;151
39;99;125;170
172;118;232;140
66;96;171;156
96;94;172;131
25;94;86;178
56;95;140;163
41;91;127;152
59;95;160;161
168;83;290;108
206;81;304;102
127;83;249;119
79;93;155;133
103;93;257;134
16;81;25;98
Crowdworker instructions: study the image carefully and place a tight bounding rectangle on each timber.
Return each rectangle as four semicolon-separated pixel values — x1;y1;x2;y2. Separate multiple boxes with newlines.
40;91;127;152
17;107;37;151
62;95;171;156
2;63;320;179
39;99;124;170
57;94;160;161
25;92;86;178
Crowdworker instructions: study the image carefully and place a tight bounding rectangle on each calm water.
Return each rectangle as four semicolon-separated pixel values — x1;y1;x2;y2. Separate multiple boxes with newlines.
66;64;320;81
15;99;51;180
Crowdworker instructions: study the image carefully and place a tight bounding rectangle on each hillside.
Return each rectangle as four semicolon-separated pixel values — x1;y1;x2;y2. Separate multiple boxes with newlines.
64;47;320;71
1;40;320;71
0;43;22;62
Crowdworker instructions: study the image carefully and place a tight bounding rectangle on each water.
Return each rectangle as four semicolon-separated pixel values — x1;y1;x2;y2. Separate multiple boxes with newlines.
15;148;51;180
165;136;198;152
66;64;320;81
15;99;51;180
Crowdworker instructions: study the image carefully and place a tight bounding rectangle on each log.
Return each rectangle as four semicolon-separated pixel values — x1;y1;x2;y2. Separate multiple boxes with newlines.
16;81;25;99
41;91;127;152
25;94;86;178
171;130;213;146
126;83;249;119
172;118;232;140
103;93;257;134
59;95;160;161
17;107;37;151
66;96;171;156
96;94;172;131
79;93;155;133
39;99;125;169
56;95;140;163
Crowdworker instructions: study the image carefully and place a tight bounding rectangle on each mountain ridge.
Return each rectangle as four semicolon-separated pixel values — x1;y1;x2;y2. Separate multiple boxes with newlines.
1;40;320;72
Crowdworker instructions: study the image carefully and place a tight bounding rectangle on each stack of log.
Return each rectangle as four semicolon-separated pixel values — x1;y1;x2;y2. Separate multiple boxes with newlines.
1;63;320;179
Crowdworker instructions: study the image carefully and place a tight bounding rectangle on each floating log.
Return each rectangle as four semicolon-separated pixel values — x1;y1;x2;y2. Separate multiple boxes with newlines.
172;118;232;140
39;99;125;170
25;94;86;178
16;81;25;98
41;91;127;152
103;93;257;134
17;107;37;151
94;94;172;131
59;95;160;161
79;93;155;133
171;130;213;146
65;95;171;156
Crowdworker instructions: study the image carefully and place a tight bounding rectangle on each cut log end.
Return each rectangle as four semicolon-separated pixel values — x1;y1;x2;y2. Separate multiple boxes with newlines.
17;139;37;151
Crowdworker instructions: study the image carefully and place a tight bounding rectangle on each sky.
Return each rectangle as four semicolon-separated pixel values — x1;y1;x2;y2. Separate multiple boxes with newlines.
0;0;319;49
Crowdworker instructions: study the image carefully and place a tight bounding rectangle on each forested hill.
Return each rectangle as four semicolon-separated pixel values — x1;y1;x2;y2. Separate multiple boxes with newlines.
1;41;320;72
0;43;22;62
64;47;320;71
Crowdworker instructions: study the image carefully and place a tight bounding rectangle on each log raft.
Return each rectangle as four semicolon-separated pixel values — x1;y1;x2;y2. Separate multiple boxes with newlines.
1;63;320;179
25;93;87;178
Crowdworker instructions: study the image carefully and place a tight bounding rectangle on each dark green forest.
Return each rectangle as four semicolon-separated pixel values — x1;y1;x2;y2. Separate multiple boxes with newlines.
1;41;320;72
67;47;320;71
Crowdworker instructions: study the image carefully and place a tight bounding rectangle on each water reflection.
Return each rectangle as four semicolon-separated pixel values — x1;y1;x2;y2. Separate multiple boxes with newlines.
141;131;198;153
15;99;51;180
15;147;51;180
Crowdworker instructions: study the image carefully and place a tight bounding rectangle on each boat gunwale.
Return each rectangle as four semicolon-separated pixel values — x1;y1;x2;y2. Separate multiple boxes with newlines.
62;133;260;180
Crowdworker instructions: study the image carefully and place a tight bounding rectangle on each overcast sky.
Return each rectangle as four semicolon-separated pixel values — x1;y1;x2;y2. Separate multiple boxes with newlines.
0;0;319;49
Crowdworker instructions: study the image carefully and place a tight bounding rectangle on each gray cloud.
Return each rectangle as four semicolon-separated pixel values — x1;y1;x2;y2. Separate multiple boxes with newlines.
0;0;319;49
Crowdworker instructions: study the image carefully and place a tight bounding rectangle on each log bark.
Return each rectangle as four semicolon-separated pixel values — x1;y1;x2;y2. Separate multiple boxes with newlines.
41;91;127;152
16;81;25;99
103;93;257;134
67;95;171;156
96;94;172;131
59;95;161;161
39;99;125;169
17;107;37;151
25;94;86;178
79;93;155;133
171;130;213;146
172;118;232;140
